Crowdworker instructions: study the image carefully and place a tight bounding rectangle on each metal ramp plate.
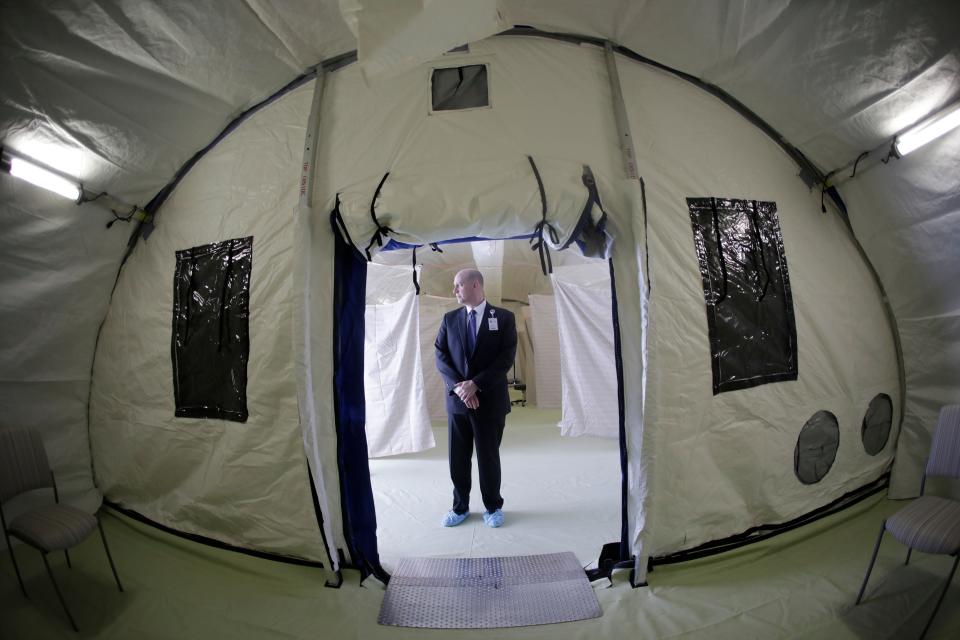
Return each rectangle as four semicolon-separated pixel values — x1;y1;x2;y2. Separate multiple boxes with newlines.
378;552;602;629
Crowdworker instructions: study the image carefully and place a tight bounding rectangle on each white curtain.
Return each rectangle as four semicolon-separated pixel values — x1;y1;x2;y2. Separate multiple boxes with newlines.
528;294;562;409
553;264;619;438
418;295;462;422
519;306;537;406
364;265;435;457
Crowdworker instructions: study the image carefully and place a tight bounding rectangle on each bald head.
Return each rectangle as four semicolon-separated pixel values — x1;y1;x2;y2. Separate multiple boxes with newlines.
453;269;485;307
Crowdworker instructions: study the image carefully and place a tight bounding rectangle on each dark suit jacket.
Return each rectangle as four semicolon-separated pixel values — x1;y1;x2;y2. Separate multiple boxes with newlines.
435;303;518;417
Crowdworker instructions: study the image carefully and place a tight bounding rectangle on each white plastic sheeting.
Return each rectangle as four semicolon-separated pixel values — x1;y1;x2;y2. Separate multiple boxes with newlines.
418;295;461;422
553;263;619;439
364;263;434;457
89;83;327;562
527;294;561;409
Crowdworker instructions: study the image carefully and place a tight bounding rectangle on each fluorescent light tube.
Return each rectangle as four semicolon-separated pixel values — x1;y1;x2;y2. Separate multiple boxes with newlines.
8;156;81;200
894;100;960;156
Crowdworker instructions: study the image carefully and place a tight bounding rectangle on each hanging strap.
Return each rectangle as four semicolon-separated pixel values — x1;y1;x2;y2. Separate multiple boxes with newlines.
710;197;729;306
640;177;651;297
526;155;558;275
412;246;420;294
364;172;393;261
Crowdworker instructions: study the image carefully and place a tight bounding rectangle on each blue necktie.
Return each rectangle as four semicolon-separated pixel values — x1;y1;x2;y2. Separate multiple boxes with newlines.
466;309;477;356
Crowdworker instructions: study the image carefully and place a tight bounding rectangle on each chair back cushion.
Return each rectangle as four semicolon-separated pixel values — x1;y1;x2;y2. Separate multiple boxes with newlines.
0;426;52;503
927;404;960;479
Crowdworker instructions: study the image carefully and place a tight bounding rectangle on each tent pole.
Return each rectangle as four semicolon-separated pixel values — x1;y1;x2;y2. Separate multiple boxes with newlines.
292;69;342;580
604;40;652;587
603;41;639;181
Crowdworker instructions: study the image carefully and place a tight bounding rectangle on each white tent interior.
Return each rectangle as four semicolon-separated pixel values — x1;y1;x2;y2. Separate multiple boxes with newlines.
1;1;959;637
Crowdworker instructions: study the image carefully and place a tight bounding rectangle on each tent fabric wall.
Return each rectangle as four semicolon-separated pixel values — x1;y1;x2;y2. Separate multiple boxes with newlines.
0;173;129;517
528;294;562;409
553;264;619;439
0;0;955;586
617;53;901;556
318;37;621;253
840;131;960;498
88;83;327;562
49;26;908;569
313;34;900;564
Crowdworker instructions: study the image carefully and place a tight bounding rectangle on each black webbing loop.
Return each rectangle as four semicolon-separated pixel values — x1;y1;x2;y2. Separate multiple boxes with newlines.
748;200;770;302
640;177;651;296
710;197;729;306
526;155;558;275
429;242;443;252
364;172;393;261
412;246;420;294
850;151;869;178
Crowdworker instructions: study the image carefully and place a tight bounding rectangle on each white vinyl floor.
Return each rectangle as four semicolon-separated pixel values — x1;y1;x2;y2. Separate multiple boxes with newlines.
369;406;622;572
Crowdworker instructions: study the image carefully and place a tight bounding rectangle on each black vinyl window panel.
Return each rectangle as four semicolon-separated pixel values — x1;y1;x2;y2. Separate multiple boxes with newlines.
172;236;252;422
687;197;797;394
431;64;488;111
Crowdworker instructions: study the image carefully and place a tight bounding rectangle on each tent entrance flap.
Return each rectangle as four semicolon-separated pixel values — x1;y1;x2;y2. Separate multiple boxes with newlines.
331;210;387;582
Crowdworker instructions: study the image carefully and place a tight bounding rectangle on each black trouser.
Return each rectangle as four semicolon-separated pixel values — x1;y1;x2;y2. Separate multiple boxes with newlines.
448;411;506;515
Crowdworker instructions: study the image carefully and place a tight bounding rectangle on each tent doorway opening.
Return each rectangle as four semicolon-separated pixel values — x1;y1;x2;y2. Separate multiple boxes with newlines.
357;237;626;575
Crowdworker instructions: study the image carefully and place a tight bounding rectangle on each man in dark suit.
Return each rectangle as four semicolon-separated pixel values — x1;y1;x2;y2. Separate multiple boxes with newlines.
435;268;517;528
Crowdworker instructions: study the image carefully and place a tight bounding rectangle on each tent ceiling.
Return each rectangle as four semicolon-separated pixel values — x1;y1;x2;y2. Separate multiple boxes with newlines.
2;1;957;206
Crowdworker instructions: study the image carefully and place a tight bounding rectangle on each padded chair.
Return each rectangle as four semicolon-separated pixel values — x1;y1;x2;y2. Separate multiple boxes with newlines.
855;404;960;639
0;425;123;631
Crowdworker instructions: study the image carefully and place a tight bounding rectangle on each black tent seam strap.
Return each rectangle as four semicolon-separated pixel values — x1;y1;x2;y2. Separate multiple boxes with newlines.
364;172;393;261
102;500;324;568
639;177;651;296
526;155;558;275
412;245;420;294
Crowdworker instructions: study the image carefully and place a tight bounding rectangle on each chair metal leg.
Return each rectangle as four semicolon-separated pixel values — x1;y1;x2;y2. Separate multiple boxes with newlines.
6;540;28;598
905;547;913;566
64;548;72;568
918;554;960;640
41;552;78;632
856;521;886;604
97;519;123;592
